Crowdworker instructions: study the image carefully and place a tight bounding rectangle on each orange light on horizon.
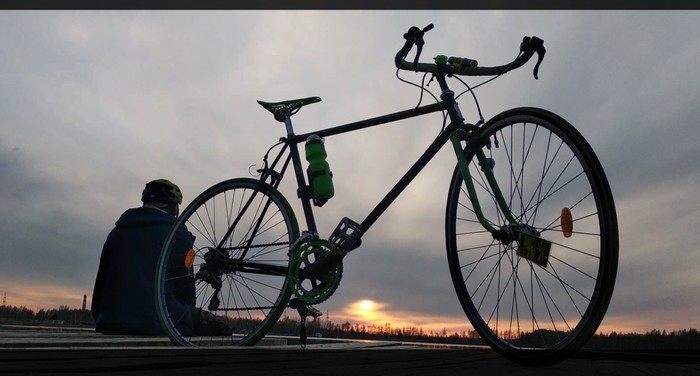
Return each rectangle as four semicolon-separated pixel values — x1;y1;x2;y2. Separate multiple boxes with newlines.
331;299;691;337
334;299;474;334
2;282;697;336
0;281;91;312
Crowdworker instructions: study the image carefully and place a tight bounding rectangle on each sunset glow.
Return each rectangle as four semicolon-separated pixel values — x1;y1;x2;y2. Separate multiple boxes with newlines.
332;299;472;334
1;283;90;312
0;284;691;336
353;299;379;320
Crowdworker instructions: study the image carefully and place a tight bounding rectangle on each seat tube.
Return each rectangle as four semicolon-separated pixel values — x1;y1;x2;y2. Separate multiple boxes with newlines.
284;113;320;234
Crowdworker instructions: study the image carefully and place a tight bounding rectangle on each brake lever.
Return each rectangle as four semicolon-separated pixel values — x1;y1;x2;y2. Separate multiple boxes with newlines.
413;44;423;71
404;24;434;71
520;36;546;80
533;45;545;79
530;37;546;79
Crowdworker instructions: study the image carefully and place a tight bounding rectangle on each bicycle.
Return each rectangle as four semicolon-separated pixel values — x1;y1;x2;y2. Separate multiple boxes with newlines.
155;24;618;366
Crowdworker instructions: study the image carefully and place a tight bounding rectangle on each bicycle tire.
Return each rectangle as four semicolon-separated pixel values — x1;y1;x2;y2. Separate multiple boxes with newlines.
155;178;299;346
445;107;618;366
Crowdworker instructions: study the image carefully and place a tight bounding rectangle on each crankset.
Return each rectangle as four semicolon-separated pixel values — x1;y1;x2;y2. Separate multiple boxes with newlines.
287;239;343;305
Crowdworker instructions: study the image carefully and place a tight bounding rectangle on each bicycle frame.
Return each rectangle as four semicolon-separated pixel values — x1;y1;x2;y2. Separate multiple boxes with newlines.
255;74;515;249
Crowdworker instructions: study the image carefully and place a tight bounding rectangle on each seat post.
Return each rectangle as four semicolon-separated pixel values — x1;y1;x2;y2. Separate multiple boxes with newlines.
283;111;296;137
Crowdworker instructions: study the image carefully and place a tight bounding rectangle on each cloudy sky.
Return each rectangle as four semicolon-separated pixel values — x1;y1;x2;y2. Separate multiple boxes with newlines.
1;11;699;334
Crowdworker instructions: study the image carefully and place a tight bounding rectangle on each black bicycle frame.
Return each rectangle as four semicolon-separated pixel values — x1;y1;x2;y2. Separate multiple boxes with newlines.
277;76;475;241
216;74;500;276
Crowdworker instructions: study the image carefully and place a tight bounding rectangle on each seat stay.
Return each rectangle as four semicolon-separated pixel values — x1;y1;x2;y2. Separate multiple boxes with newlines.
257;96;322;122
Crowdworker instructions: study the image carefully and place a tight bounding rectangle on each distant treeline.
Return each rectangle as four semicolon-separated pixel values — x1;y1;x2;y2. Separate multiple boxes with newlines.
1;304;699;350
268;315;700;350
0;304;93;326
584;328;700;350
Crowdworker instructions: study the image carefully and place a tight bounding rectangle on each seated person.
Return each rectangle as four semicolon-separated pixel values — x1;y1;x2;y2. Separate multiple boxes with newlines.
91;179;229;336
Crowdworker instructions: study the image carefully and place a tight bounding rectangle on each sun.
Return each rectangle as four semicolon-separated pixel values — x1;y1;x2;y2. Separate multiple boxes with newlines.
359;299;375;311
352;299;379;321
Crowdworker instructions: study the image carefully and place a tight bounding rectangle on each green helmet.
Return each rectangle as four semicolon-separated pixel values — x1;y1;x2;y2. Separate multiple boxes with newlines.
141;179;183;205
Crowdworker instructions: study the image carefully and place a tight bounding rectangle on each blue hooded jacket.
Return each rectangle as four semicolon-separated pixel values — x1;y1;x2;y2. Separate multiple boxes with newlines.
91;206;194;335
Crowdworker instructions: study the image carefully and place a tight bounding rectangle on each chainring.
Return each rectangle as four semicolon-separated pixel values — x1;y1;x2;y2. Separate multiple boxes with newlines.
287;239;343;305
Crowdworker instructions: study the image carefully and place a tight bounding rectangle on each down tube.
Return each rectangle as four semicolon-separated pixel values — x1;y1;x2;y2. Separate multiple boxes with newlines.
359;128;454;236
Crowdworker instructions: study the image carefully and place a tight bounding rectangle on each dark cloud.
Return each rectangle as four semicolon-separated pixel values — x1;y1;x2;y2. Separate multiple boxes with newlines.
0;139;104;289
338;243;464;317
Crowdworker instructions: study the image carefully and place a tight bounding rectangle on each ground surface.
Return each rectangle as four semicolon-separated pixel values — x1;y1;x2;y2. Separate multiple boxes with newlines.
1;325;699;375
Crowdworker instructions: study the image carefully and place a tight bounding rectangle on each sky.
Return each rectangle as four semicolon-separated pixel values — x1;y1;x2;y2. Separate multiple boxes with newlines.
1;10;699;335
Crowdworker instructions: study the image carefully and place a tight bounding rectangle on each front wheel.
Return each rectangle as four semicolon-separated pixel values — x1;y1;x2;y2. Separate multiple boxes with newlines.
445;108;618;365
155;178;299;346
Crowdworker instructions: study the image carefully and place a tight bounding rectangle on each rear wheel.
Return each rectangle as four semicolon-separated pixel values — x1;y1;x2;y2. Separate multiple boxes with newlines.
445;108;618;365
155;178;299;346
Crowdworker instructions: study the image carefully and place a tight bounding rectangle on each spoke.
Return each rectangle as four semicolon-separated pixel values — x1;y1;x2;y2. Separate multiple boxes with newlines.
468;250;501;302
527;159;582;224
456;228;492;236
525;132;563;225
460;252;500;268
533;266;563;333
549;240;600;259
192;209;217;246
535;273;570;334
165;273;194;284
473;249;506;312
458;243;496;253
549;255;597;281
544;262;589;316
228;275;255;320
462;238;499;283
530;131;554;227
237;195;268;249
485;249;516;328
204;198;217;243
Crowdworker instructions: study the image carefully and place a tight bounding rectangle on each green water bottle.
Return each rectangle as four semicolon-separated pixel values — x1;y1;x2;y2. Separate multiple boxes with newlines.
305;135;334;204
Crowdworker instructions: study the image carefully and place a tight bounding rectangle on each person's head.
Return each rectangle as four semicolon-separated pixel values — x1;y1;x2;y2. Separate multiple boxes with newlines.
141;179;183;217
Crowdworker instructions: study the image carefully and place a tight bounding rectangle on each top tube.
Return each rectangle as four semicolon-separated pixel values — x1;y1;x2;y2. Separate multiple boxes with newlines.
289;102;445;144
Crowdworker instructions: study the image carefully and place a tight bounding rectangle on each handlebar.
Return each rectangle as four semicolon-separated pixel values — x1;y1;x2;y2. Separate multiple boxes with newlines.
394;24;546;80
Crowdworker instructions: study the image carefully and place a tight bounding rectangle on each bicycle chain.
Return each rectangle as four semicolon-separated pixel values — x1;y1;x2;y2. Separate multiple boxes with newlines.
211;305;280;312
209;239;341;309
220;241;291;251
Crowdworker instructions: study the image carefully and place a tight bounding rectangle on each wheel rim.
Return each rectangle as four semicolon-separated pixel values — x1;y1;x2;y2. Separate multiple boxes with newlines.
448;113;617;353
157;179;298;346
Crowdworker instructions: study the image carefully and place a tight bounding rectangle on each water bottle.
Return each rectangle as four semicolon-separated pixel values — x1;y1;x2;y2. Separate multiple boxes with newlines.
305;135;334;203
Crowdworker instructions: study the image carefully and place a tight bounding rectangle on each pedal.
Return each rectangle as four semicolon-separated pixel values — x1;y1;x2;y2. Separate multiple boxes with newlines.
289;298;323;349
328;217;362;255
